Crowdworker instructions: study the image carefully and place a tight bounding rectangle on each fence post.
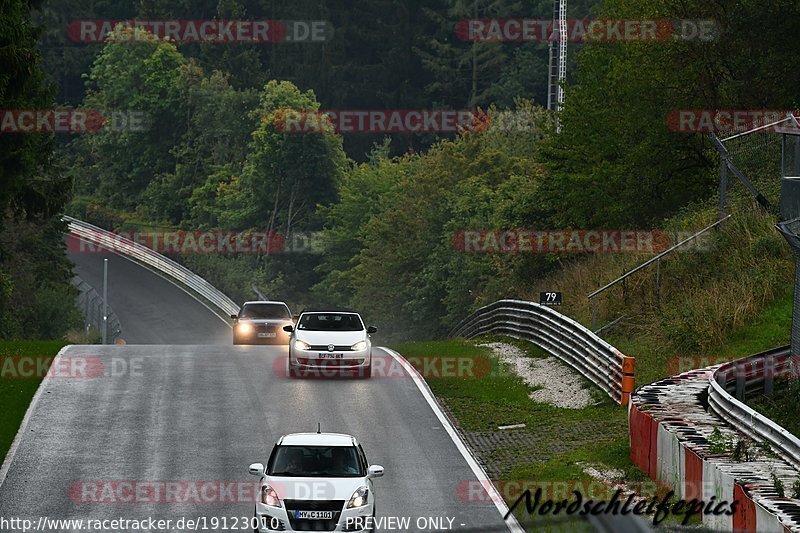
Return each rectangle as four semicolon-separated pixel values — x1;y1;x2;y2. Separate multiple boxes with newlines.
719;160;728;218
735;361;746;401
620;355;636;407
764;355;774;396
776;220;800;359
102;258;108;345
655;258;661;306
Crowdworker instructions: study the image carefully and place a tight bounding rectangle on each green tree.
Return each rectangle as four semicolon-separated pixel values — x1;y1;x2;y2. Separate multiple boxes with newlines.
200;80;346;235
69;25;187;211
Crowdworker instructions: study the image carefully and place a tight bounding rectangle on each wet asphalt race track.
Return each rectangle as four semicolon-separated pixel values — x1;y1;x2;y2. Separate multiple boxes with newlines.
0;249;511;532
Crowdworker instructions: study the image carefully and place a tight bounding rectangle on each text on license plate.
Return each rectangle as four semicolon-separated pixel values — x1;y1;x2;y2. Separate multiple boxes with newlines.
318;353;343;359
295;510;333;520
257;332;276;338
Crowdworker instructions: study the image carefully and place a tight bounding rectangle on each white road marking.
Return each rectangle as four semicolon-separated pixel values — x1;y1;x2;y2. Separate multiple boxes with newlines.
0;345;71;488
377;347;525;533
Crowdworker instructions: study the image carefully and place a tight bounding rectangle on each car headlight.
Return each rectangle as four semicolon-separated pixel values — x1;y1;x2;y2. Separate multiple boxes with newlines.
261;484;282;508
294;339;310;351
351;340;368;351
346;486;369;509
237;323;253;334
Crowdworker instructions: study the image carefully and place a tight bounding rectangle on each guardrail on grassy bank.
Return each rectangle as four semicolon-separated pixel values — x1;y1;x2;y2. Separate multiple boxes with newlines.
449;299;635;406
64;215;239;317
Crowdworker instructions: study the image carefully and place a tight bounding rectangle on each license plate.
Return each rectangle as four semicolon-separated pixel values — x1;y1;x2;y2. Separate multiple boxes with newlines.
318;353;343;359
295;510;333;520
257;332;276;338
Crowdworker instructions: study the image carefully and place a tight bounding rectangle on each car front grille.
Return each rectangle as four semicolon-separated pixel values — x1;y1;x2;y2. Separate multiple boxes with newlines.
284;500;344;532
297;358;365;367
307;345;352;352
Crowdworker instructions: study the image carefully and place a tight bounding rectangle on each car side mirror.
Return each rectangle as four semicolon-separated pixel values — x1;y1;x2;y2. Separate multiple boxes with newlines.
283;325;294;332
230;314;238;320
248;463;264;476
367;326;377;334
367;465;384;478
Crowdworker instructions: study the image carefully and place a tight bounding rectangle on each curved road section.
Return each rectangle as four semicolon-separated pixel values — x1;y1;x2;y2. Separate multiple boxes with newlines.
68;246;231;344
0;249;512;532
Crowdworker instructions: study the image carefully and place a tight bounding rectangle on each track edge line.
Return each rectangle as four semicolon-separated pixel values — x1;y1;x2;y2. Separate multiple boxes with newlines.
377;346;525;533
0;344;74;489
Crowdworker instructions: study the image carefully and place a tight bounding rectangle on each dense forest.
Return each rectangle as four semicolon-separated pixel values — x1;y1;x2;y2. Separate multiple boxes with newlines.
3;0;800;339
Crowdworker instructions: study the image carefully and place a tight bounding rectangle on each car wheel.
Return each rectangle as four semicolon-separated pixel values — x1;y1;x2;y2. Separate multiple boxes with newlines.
253;510;259;532
370;509;376;533
285;356;296;378
359;364;372;379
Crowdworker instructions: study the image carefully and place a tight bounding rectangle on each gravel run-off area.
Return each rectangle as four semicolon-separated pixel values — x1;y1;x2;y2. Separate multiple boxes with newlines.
477;341;593;409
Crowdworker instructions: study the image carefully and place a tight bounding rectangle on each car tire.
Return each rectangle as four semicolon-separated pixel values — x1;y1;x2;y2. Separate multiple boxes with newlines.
285;356;297;379
370;509;376;533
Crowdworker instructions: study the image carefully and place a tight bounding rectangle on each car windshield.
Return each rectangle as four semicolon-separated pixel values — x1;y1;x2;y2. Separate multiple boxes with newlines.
240;303;290;320
297;313;364;331
268;445;363;477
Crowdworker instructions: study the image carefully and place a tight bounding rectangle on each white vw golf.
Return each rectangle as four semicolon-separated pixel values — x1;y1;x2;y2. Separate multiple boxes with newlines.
248;432;384;532
283;310;377;378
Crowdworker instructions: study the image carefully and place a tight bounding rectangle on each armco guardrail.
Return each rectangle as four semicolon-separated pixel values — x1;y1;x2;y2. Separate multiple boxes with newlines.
630;364;800;532
64;216;239;317
708;346;800;471
450;299;635;405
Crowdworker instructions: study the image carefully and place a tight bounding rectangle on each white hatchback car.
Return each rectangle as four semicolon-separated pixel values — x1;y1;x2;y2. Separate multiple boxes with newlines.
283;310;376;378
248;432;384;532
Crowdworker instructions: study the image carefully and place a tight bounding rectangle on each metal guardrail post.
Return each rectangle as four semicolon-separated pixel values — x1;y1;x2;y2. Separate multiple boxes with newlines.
102;258;108;345
735;361;745;401
776;218;800;358
719;157;728;218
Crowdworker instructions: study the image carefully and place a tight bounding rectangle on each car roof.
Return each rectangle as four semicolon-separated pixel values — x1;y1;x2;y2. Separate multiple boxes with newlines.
300;308;360;314
242;301;289;307
278;432;358;447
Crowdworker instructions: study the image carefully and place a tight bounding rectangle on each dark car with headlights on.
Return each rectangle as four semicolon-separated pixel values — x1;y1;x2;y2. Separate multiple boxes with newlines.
232;301;293;345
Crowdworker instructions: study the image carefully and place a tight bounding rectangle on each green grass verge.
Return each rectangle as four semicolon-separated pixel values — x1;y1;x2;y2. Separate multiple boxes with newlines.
392;338;631;527
0;340;68;464
607;287;793;388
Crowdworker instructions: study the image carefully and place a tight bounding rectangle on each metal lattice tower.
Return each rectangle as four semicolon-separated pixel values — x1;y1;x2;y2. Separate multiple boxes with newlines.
547;0;567;130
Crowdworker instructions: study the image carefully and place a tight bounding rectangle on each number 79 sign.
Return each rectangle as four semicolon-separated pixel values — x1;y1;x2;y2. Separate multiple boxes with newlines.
539;291;562;306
